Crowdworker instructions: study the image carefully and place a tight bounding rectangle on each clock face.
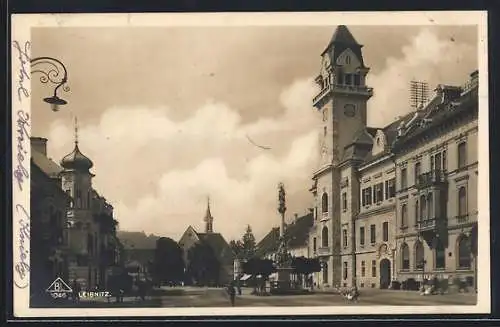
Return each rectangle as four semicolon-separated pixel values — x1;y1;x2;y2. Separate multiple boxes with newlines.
344;104;356;118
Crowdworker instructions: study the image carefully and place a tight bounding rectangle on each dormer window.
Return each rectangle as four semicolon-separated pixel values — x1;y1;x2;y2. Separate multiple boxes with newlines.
345;74;352;85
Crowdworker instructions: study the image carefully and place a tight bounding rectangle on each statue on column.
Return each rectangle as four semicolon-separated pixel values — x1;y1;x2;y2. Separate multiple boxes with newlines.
275;183;291;267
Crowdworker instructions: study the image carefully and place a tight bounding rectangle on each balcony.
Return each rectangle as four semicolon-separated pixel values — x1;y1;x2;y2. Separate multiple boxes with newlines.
416;170;447;190
312;84;374;107
317;246;331;256
415;217;447;233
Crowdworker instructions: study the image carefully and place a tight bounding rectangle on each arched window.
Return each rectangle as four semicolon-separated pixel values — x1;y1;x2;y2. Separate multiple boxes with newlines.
401;204;408;228
401;243;410;270
458;235;471;269
322;193;329;214
419;195;427;221
434;238;446;269
458;187;467;217
322;227;329;247
427;193;433;219
415;241;424;270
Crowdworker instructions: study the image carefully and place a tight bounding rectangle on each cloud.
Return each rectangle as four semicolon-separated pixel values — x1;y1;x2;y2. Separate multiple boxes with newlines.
47;77;320;241
366;28;477;127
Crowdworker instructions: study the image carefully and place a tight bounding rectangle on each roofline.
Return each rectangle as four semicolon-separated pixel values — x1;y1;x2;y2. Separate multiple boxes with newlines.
358;153;394;172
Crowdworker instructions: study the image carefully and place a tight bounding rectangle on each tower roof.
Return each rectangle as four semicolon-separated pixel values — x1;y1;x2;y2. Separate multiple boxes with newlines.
322;25;366;67
61;144;94;171
330;25;361;45
60;117;94;171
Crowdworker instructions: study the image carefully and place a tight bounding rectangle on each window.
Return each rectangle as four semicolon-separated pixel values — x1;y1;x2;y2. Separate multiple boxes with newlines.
345;74;352;85
385;178;396;199
401;204;408;228
313;237;317;252
443;150;447;171
343;229;348;248
354;74;361;86
362;187;372;206
322;193;329;214
419;195;427;221
370;224;376;244
76;189;82;207
458;235;471;269
371;260;377;277
382;222;389;242
400;168;408;189
322;227;329;247
343;262;348;280
345;56;351;65
314;207;318;221
323;126;327;136
435;152;442;171
415;241;424;270
87;233;94;255
401;243;410;270
359;227;365;246
322;108;328;122
374;183;384;203
414;162;421;184
435;238;446;269
342;192;347;212
361;261;366;277
458;142;467;169
337;71;344;84
458;187;467;217
415;199;420;224
427;193;434;219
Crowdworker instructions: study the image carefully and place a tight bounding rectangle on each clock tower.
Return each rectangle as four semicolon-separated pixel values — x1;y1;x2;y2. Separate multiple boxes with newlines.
310;25;373;287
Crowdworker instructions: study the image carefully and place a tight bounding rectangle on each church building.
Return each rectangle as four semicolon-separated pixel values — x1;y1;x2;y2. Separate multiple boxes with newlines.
178;199;234;285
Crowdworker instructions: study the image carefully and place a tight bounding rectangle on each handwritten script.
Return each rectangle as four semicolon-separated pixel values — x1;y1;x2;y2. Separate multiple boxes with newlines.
13;110;30;192
14;204;30;289
12;40;31;102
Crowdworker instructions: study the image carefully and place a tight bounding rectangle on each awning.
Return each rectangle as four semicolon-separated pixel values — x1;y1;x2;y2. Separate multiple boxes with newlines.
240;274;252;281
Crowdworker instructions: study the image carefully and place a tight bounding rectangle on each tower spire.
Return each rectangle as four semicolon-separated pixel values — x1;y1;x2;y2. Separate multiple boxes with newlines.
204;195;213;233
74;116;79;145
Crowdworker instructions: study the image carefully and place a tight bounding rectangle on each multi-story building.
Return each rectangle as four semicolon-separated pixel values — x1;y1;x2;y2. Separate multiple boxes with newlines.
308;25;479;290
392;72;478;288
31;131;121;292
308;25;373;287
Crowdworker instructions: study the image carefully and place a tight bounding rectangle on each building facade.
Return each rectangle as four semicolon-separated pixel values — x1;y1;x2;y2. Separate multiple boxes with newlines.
392;74;479;288
31;133;121;292
308;25;479;290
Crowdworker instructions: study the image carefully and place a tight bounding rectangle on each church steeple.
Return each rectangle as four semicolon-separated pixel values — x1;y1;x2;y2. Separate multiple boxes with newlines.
204;196;214;233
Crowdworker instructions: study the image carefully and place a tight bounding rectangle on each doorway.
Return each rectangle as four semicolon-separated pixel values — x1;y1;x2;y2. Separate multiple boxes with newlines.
379;259;391;289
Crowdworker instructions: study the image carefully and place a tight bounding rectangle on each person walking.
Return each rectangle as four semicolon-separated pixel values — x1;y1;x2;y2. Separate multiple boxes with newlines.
227;282;236;307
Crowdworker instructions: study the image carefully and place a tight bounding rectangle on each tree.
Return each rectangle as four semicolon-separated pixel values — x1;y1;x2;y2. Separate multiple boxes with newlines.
242;258;276;294
186;242;221;286
241;225;257;260
291;256;321;287
152;237;185;285
229;240;244;259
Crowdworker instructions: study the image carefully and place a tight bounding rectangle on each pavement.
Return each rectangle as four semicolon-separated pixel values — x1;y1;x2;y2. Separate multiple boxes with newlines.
157;287;477;307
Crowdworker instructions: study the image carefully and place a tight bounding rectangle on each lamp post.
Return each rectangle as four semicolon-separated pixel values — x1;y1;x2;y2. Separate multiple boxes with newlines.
31;56;70;111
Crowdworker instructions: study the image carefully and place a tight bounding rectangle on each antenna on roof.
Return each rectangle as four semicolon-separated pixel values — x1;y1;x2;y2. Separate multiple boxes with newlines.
409;80;429;110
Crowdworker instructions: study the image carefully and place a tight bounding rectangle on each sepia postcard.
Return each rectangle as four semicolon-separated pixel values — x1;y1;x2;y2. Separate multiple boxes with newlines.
11;11;490;318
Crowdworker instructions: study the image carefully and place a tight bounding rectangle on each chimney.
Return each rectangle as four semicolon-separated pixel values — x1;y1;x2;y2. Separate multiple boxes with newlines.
31;137;48;156
294;213;299;222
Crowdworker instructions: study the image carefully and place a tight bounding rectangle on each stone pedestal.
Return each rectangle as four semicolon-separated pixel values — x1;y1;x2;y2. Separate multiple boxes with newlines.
274;267;294;290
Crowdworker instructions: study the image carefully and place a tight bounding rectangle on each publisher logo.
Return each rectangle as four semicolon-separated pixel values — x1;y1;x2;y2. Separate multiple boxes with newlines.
46;277;73;299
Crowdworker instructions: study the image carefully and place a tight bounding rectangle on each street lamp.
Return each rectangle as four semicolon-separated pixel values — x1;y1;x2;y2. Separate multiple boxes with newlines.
31;56;70;112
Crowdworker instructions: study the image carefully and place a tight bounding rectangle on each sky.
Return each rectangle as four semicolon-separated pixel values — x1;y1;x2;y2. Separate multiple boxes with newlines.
30;24;478;242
